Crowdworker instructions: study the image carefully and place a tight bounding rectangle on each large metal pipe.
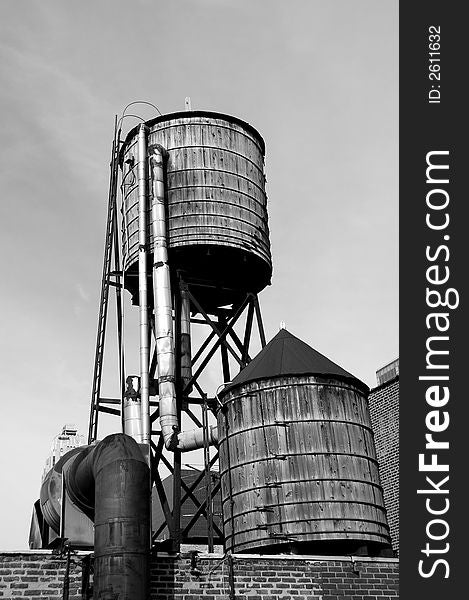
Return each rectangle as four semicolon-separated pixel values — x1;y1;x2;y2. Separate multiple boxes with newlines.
149;145;178;449
137;124;151;447
64;434;150;600
177;424;219;451
149;145;218;452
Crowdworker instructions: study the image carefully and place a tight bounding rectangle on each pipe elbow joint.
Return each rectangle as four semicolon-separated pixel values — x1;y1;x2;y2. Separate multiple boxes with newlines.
164;430;180;451
149;143;168;160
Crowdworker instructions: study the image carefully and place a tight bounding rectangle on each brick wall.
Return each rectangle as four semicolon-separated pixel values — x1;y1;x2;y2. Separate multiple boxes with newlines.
368;377;399;555
0;552;83;599
1;552;399;599
152;554;399;600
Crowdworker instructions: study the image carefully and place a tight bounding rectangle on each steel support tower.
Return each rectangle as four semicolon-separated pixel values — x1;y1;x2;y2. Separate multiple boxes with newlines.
88;119;267;552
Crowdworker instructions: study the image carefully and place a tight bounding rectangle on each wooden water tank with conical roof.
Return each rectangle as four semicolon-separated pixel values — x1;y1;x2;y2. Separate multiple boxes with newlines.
217;329;392;555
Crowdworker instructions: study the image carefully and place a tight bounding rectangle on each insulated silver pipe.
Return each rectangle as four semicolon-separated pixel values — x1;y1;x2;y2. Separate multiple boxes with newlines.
137;124;151;447
150;146;178;449
177;424;218;452
123;376;143;441
150;145;218;452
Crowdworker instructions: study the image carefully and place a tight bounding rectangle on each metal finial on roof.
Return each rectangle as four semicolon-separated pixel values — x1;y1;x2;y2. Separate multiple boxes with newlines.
279;320;286;330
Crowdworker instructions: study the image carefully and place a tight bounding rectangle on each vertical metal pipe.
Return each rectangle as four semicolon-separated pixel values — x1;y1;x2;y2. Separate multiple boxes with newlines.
94;437;150;599
227;554;236;600
172;446;182;552
148;147;218;453
149;145;178;448
123;375;143;441
217;384;235;553
218;312;231;383
202;397;214;552
137;124;151;448
64;434;150;600
180;281;193;394
61;544;71;600
172;279;182;551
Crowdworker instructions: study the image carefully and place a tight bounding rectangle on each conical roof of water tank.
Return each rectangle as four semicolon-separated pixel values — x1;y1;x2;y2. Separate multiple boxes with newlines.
223;328;368;393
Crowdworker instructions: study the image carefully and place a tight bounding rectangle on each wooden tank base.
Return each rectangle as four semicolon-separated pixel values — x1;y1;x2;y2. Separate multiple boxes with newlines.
123;244;272;312
234;539;395;558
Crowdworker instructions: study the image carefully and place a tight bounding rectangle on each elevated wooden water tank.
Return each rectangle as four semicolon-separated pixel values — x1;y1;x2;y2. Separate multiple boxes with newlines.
119;111;272;310
217;329;392;555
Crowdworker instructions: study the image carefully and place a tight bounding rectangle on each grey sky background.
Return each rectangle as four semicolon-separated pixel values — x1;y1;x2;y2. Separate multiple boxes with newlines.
0;0;398;548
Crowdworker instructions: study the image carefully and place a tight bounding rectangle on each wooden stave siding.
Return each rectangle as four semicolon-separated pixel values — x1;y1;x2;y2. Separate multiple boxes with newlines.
121;115;271;284
217;375;391;553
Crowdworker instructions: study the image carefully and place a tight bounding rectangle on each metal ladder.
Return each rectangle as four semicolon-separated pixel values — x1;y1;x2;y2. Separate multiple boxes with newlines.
88;118;123;443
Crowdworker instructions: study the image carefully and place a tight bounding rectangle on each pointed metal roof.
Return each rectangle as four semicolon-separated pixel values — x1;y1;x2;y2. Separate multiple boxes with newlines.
224;329;368;392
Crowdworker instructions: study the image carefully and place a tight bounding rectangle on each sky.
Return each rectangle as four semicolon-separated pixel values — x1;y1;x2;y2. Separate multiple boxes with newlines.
0;0;398;549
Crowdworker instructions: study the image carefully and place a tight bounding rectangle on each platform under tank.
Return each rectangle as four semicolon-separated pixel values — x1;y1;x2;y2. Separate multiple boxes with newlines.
119;111;272;311
217;329;392;555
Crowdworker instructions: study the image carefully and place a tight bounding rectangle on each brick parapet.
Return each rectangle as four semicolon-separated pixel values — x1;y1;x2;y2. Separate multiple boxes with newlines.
0;552;399;599
0;552;83;599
